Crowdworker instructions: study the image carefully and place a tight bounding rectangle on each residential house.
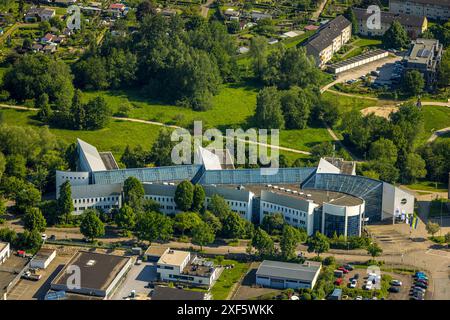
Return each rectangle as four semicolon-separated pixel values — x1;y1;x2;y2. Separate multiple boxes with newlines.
353;7;427;39
303;15;352;68
25;7;56;22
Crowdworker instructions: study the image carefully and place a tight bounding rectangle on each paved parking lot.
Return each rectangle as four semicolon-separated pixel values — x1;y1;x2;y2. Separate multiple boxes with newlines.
112;261;158;300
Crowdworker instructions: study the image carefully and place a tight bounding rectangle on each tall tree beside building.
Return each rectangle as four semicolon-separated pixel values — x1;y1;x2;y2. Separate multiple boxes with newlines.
174;180;194;211
249;36;269;80
306;231;330;257
191;184;205;212
208;194;231;219
221;211;246;239
123;176;145;211
403;70;425;96
252;227;275;257
148;128;175;167
80;209;105;242
280;225;302;260
23;207;47;233
192;222;215;251
345;7;359;34
115;204;136;234
134;211;173;243
383;20;409;49
57;181;74;224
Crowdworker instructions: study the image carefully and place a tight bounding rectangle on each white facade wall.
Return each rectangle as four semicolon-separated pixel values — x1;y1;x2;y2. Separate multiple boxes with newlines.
382;183;415;220
144;194;178;215
260;200;317;235
30;250;56;269
72;195;121;214
318;24;352;67
55;170;90;196
0;243;10;265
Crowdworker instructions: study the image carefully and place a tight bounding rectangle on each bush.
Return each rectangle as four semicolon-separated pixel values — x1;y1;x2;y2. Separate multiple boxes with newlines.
323;256;336;266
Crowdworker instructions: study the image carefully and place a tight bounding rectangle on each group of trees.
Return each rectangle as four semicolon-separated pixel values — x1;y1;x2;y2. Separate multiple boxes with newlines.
249;42;340;130
2;54;111;130
342;103;427;184
70;11;239;111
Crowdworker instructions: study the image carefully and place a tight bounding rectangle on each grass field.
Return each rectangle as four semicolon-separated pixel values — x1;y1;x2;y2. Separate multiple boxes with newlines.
210;258;250;300
405;180;448;193
322;91;377;113
418;105;450;144
0;108;162;160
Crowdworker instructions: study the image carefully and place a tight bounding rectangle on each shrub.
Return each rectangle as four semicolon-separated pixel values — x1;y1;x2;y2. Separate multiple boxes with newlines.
323;256;336;266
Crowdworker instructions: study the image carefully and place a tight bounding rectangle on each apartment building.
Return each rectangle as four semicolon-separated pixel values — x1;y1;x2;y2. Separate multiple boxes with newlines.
353;7;428;39
390;0;450;21
304;15;352;68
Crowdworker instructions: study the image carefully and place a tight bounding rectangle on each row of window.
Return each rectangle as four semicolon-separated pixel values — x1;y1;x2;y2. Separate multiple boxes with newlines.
262;202;307;218
73;196;120;204
146;195;175;203
205;197;247;208
74;204;118;211
61;176;86;180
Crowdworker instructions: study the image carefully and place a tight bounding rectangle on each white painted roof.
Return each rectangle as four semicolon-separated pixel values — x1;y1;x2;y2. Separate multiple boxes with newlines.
316;158;341;174
77;138;107;172
197;147;222;171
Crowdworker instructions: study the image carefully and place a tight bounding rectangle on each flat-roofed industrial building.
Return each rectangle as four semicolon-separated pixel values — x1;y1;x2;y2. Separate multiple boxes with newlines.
256;260;322;290
50;251;132;299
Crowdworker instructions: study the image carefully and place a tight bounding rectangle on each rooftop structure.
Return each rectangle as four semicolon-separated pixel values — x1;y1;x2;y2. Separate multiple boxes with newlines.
157;249;190;267
77;138;107;172
328;50;389;74
51;251;132;298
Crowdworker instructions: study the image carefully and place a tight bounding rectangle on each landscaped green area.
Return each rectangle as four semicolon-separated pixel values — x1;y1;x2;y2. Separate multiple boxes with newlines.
405;180;448;193
418;105;450;144
322;91;377;113
0;108;162;160
210;258;250;300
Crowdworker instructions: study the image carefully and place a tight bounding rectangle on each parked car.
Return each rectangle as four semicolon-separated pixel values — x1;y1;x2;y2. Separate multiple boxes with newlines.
364;281;373;290
22;271;41;281
337;267;349;274
49;235;56;241
416;274;428;280
391;280;402;286
41;234;48;241
334;278;343;285
413;286;426;293
389;286;400;293
349;279;357;288
414;282;428;289
353;273;360;280
414;271;426;277
416;279;428;285
343;264;354;271
355;296;363;300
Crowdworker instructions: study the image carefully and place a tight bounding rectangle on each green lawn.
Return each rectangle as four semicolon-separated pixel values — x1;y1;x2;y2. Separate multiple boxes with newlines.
322;91;377;113
0;108;162;160
405;180;448;193
418;105;450;144
210;258;250;300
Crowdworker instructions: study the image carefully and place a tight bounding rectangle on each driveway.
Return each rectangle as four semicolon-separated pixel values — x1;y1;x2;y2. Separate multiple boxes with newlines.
112;261;158;300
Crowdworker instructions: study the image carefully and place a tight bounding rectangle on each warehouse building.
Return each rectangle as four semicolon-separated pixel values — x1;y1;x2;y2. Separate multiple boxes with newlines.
0;242;10;265
51;251;132;299
256;260;322;290
30;248;56;269
328;49;389;74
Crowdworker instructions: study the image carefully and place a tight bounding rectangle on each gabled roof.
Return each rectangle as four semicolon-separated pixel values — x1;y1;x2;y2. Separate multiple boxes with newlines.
353;7;426;28
77;138;107;172
304;15;351;53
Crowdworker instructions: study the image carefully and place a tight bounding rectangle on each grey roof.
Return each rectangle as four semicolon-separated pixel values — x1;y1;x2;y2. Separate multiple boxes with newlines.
304;15;351;53
406;38;441;66
71;183;122;199
143;183;177;197
353;7;426;28
99;152;119;170
256;260;321;282
203;185;251;202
